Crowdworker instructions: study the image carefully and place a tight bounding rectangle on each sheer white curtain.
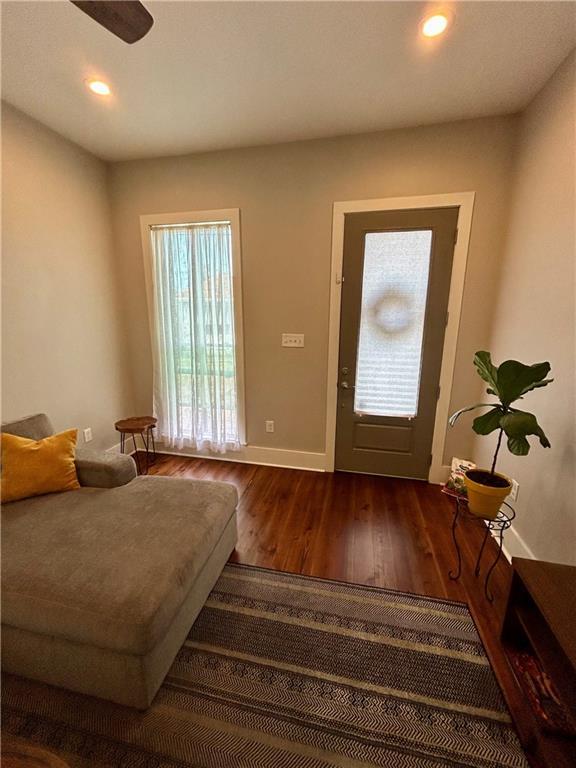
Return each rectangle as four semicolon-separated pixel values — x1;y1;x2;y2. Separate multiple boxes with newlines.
150;222;241;452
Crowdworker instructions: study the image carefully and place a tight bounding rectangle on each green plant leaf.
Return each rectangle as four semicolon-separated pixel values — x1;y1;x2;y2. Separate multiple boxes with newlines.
507;435;530;455
500;410;551;449
473;351;499;393
449;403;495;427
496;360;551;405
518;378;554;397
536;428;551;448
472;407;504;435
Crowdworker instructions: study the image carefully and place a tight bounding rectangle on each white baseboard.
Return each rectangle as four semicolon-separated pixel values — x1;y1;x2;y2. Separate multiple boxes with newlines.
487;520;535;563
107;440;132;455
107;445;455;478
148;444;327;472
242;445;327;471
499;522;536;562
429;463;451;485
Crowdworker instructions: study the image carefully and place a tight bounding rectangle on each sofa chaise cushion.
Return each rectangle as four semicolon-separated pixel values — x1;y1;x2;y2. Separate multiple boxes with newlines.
2;476;238;655
74;446;138;488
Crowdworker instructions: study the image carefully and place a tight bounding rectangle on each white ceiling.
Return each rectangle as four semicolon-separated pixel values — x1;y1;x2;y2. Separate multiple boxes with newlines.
2;1;575;161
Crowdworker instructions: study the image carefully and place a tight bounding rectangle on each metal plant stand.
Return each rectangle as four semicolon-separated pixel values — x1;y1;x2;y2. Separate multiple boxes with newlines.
448;496;515;602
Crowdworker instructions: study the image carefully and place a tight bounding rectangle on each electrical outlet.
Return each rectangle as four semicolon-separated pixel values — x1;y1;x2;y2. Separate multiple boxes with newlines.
83;427;93;443
265;420;275;433
509;479;519;502
282;333;304;348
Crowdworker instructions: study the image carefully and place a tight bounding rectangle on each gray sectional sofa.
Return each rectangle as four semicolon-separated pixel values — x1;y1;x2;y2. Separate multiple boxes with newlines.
1;414;238;708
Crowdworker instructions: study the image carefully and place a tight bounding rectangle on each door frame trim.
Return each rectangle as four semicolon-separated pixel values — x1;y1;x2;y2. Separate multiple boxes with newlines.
325;192;476;482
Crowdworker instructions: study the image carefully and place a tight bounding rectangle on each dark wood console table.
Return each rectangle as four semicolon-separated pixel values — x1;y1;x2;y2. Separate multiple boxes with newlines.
501;558;576;767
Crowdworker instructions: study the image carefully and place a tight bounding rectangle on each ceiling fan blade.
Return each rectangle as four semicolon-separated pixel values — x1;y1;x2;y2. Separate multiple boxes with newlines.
71;1;153;44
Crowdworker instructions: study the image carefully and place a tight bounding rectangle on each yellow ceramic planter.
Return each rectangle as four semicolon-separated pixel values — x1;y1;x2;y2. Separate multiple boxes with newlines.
464;470;511;520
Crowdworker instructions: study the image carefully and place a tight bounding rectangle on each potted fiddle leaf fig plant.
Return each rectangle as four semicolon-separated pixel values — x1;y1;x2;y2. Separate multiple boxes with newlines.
449;351;553;519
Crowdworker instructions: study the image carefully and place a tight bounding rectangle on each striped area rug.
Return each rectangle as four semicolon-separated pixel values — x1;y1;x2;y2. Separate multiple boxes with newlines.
2;564;528;768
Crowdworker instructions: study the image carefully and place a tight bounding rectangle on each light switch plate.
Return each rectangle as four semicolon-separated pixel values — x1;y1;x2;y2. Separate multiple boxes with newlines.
83;427;93;443
282;333;304;348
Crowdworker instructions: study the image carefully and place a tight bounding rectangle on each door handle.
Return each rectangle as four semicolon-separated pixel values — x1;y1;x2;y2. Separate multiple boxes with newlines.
340;381;354;389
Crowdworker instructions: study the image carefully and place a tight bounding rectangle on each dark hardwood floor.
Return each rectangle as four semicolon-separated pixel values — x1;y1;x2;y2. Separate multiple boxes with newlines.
143;452;536;763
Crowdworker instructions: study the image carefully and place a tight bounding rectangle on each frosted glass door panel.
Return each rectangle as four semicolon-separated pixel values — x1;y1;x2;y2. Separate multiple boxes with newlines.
354;230;433;417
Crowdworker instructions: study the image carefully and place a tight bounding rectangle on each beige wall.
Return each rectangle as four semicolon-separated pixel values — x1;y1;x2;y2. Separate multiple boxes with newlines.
109;114;518;458
3;58;572;559
2;104;132;449
472;53;576;564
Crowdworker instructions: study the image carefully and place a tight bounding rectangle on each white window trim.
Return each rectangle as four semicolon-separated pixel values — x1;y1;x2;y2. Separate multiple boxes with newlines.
139;208;246;445
326;193;476;482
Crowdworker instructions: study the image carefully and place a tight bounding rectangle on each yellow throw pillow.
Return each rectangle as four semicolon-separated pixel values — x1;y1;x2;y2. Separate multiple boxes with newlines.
1;429;80;503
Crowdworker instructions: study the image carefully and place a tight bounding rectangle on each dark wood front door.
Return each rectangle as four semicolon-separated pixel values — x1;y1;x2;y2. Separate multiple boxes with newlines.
335;207;459;479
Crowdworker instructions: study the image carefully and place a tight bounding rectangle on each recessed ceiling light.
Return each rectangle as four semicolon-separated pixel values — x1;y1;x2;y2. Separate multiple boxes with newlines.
86;79;111;96
422;13;449;38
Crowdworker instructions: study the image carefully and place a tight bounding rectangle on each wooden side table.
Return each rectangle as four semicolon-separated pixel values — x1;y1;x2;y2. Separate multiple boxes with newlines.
115;416;157;475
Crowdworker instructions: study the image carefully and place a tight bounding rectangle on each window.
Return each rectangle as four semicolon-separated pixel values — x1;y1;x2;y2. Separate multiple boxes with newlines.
354;230;432;418
141;210;245;452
